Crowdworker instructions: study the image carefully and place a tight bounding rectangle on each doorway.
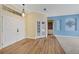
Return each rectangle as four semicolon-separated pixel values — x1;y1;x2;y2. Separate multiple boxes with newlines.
48;20;54;35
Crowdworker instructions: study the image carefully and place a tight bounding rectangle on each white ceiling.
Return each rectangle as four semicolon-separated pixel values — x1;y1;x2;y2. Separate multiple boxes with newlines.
5;4;79;17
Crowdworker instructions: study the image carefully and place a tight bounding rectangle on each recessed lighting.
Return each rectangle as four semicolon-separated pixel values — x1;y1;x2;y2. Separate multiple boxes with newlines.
43;8;47;11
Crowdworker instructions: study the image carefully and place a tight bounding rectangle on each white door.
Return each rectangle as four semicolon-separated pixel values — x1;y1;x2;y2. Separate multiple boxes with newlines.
41;21;46;36
3;10;25;47
37;20;46;38
3;12;17;47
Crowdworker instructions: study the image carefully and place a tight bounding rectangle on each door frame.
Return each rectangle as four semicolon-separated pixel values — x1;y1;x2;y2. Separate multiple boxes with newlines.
47;20;55;35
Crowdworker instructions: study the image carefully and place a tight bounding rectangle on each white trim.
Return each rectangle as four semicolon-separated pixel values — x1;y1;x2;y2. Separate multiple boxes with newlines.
27;36;47;39
55;35;79;38
26;36;36;39
36;35;46;38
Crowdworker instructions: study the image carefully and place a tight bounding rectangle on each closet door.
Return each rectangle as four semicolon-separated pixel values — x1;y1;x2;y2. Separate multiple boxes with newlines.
3;11;18;47
37;20;46;38
2;8;25;47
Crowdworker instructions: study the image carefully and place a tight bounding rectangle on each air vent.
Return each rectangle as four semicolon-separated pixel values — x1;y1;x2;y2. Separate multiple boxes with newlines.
2;5;22;16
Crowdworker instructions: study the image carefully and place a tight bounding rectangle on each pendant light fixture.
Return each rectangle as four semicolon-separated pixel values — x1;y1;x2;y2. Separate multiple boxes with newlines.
22;4;25;17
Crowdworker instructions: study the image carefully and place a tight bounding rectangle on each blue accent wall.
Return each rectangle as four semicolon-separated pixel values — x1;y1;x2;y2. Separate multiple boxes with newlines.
48;14;79;36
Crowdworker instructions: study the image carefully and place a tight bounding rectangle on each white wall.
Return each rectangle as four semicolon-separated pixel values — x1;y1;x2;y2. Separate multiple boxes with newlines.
56;35;79;54
0;8;1;48
2;8;25;48
25;12;47;39
0;5;2;48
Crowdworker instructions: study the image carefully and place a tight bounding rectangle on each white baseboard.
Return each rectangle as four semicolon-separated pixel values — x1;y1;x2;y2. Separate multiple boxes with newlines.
36;35;46;38
3;37;26;48
26;36;36;39
27;35;47;39
55;35;79;38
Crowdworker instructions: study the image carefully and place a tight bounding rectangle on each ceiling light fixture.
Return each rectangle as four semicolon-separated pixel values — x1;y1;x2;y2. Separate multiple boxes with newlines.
22;4;25;17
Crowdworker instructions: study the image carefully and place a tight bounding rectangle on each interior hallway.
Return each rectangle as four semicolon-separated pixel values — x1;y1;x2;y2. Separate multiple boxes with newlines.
0;35;65;54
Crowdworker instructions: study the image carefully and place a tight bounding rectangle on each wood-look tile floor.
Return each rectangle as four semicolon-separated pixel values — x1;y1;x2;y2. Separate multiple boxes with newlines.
0;35;65;54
